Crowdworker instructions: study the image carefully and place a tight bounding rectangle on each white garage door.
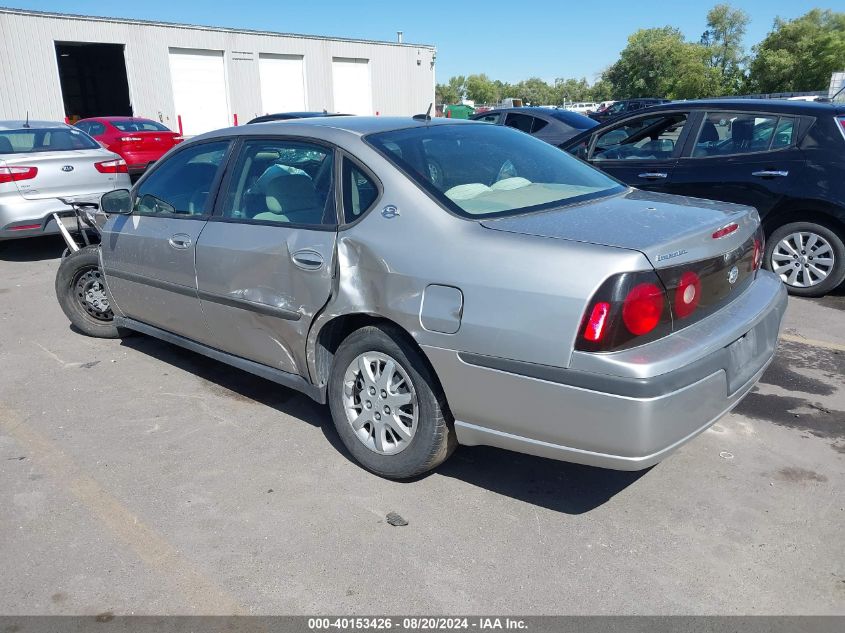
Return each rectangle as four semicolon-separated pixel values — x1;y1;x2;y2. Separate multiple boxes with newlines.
168;48;229;136
259;54;307;114
332;58;372;115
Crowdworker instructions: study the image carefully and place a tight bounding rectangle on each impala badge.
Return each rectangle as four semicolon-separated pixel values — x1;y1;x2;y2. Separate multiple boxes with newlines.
728;266;739;284
61;165;74;172
381;205;400;219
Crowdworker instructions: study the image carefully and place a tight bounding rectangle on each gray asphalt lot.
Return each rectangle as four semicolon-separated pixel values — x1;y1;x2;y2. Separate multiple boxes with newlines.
1;236;843;615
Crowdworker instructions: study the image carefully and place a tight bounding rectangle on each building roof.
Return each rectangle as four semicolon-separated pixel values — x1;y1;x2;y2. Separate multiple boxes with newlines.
0;7;435;49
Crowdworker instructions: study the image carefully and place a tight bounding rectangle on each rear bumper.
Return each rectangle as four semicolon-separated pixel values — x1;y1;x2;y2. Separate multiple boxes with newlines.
118;150;167;172
423;271;788;470
0;192;110;240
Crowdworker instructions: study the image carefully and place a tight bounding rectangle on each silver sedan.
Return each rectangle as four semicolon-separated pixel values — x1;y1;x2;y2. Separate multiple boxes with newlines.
54;117;787;479
0;120;130;240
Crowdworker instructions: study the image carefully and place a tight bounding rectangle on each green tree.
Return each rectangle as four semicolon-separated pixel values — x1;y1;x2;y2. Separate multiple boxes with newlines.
435;75;466;105
603;27;721;100
747;9;845;93
464;73;499;105
701;3;750;93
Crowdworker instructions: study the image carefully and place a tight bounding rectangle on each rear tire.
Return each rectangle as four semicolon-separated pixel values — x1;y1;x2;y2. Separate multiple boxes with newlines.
55;246;129;339
765;221;845;297
328;324;456;479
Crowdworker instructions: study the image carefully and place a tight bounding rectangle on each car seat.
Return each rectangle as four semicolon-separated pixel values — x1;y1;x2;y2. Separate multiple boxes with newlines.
253;173;323;224
731;119;754;152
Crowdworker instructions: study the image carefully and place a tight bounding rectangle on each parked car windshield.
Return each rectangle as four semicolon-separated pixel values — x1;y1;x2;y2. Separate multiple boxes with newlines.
366;123;624;218
547;109;599;129
0;127;100;154
110;119;171;132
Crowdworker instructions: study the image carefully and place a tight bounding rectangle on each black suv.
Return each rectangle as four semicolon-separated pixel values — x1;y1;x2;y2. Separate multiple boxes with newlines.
561;99;845;296
590;98;670;123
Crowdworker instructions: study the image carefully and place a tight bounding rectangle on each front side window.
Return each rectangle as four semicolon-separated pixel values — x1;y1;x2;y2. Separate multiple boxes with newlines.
342;158;379;223
135;140;229;216
220;140;335;227
367;123;624;219
592;113;688;161
692;112;795;157
0;127;99;154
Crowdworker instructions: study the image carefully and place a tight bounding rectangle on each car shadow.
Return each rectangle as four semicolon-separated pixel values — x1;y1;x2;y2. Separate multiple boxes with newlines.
118;333;649;514
0;236;65;262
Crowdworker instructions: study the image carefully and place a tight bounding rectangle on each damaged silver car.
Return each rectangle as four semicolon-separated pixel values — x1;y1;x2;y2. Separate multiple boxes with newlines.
55;117;787;478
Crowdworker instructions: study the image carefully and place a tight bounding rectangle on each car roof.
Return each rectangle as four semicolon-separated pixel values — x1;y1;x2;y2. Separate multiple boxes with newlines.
198;116;473;140
0;120;69;130
79;116;158;122
658;98;845;114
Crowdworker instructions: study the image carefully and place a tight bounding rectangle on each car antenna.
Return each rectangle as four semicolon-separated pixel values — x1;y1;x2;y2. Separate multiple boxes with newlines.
412;103;433;123
23;111;30;129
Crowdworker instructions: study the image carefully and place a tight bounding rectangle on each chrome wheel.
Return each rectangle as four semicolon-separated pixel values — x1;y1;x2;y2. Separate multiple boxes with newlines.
342;351;418;455
75;267;112;322
770;231;835;288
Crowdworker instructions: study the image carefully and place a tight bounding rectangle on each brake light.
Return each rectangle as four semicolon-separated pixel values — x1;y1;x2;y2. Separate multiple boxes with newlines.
583;302;611;342
622;282;665;335
95;159;128;173
9;223;42;231
674;271;701;319
712;222;739;239
118;136;142;142
752;238;763;270
0;166;38;183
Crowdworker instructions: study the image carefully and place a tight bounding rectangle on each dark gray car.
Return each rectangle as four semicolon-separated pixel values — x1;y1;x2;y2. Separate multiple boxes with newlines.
470;107;597;145
54;117;786;479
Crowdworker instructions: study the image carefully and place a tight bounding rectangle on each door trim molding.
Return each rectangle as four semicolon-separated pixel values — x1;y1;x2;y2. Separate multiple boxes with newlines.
114;317;324;403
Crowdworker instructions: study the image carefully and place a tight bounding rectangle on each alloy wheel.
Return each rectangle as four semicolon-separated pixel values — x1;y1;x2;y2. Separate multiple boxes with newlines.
770;231;835;288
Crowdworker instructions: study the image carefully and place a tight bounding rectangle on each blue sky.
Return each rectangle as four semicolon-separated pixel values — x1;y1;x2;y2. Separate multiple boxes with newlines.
8;0;831;84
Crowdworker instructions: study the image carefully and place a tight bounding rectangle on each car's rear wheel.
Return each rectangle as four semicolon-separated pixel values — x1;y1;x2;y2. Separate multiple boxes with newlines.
328;324;456;479
765;221;845;297
55;246;129;338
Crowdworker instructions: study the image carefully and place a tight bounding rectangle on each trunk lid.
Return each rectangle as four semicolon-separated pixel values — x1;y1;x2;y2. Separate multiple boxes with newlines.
2;149;122;200
480;188;760;269
115;131;181;152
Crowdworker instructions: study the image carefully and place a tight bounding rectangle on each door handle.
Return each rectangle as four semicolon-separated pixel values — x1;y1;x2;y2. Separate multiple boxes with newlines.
291;249;324;271
168;234;192;250
752;170;788;178
638;172;668;179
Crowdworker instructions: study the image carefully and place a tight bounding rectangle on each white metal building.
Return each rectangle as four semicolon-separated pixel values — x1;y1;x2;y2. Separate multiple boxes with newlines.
0;8;436;135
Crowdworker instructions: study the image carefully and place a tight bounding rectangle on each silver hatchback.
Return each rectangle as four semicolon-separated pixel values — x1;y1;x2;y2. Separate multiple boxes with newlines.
0;120;130;240
55;117;787;478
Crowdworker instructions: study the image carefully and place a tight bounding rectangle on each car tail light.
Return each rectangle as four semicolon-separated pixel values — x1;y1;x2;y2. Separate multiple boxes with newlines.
0;166;38;183
8;223;42;231
622;282;665;335
118;136;142;142
95;159;128;173
576;271;672;352
712;222;739;239
836;116;845;142
752;238;763;270
673;271;701;319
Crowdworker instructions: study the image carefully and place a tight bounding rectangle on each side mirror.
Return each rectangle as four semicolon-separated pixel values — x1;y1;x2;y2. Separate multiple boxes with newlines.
100;189;132;215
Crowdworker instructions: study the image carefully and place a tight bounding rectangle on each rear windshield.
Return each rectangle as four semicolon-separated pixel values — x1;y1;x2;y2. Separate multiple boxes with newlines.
547;109;599;129
110;119;170;132
0;127;100;154
366;123;623;219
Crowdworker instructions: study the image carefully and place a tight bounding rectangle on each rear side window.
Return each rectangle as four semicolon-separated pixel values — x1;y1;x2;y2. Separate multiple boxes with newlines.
220;139;336;227
531;118;549;133
342;158;379;223
473;113;501;124
0;127;99;154
692;112;796;157
505;113;534;134
135;141;229;216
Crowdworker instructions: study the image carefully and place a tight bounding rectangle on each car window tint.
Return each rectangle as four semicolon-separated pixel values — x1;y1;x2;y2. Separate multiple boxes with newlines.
111;120;170;132
474;113;501;124
592;114;687;161
221;139;336;227
75;122;90;134
135;140;229;216
692;112;783;157
531;118;549;133
342;158;378;223
0;128;99;154
505;113;534;134
89;122;106;136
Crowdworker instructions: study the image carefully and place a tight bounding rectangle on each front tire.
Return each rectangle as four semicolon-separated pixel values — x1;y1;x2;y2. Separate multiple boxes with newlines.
765;221;845;297
55;246;128;338
328;324;456;479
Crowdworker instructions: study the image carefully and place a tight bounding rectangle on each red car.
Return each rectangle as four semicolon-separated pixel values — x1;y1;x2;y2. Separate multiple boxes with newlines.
74;117;182;175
